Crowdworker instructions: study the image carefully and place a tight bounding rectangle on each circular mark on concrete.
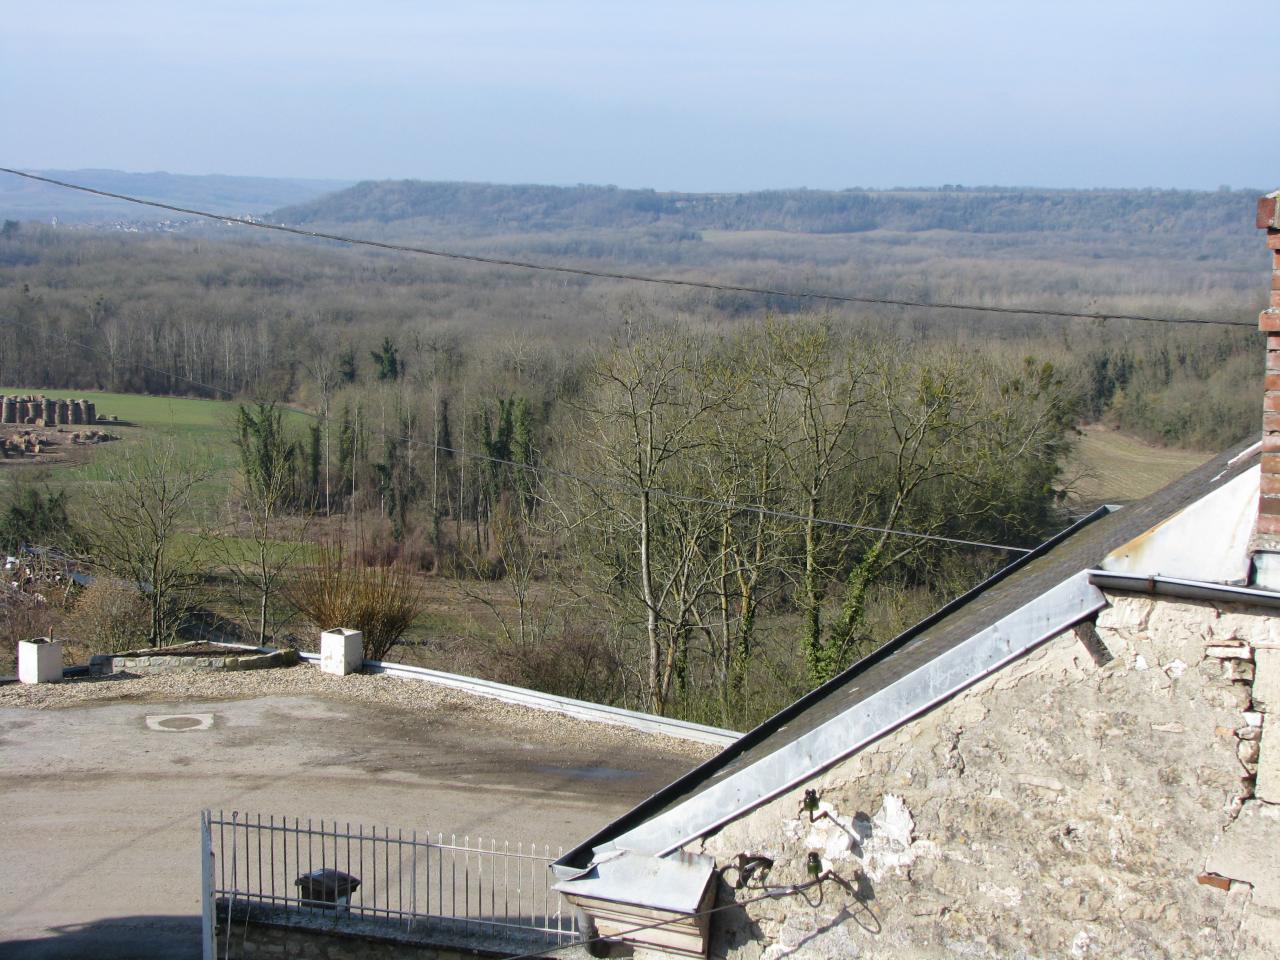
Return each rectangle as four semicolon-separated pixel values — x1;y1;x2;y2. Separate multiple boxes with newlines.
145;713;214;732
158;717;202;730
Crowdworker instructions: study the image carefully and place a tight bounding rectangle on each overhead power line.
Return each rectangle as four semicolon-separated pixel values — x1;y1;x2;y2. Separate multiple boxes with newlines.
0;167;1256;329
0;315;1032;554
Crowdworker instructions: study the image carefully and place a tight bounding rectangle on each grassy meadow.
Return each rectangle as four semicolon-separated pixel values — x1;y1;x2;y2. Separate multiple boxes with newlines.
0;388;311;511
1066;424;1213;507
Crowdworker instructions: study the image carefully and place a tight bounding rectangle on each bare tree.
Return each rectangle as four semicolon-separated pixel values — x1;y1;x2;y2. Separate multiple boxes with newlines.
757;317;875;683
570;322;729;714
221;445;308;645
77;442;211;648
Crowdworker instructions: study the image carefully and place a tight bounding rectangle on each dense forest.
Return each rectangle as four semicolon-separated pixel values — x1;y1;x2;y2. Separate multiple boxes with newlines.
276;181;1262;240
0;180;1269;722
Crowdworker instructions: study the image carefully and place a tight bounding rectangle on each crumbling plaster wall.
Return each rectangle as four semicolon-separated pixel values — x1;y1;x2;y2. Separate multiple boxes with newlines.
693;593;1280;959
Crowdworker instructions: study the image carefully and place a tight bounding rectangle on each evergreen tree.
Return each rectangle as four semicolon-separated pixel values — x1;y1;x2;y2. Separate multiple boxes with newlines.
233;402;298;505
307;421;321;507
371;336;401;381
337;347;357;383
510;396;535;509
438;398;453;457
0;486;73;551
337;404;354;490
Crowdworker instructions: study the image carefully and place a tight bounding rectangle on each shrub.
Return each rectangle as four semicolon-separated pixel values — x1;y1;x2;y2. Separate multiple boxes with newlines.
63;578;150;653
287;545;424;660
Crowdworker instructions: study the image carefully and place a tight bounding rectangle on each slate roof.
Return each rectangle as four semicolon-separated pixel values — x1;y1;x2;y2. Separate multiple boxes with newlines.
558;440;1260;870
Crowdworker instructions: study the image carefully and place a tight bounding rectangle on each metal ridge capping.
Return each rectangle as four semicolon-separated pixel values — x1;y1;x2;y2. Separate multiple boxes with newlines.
295;651;740;746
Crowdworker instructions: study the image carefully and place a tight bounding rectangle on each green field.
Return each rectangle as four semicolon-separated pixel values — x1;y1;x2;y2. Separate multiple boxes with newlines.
0;388;310;510
1067;424;1213;507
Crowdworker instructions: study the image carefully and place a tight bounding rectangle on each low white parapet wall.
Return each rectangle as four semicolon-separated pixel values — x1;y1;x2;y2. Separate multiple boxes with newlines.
296;651;739;747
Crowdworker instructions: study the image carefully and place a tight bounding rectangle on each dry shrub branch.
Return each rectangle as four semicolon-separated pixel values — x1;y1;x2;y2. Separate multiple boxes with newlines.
287;545;423;660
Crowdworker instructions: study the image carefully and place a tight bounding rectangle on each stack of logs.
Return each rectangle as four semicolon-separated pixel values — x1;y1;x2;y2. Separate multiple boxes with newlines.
0;395;97;426
3;431;46;456
1;428;116;458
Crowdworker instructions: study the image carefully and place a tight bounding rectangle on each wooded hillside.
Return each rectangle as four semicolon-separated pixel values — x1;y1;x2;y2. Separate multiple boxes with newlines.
276;181;1261;240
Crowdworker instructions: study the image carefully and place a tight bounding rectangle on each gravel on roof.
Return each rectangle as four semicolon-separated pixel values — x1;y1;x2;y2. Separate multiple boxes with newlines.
0;661;717;761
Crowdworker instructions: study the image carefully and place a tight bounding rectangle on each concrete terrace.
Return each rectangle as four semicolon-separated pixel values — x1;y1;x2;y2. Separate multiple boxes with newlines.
0;664;714;959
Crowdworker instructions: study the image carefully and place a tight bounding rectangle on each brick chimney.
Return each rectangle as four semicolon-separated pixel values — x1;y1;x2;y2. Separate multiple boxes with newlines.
1255;191;1280;585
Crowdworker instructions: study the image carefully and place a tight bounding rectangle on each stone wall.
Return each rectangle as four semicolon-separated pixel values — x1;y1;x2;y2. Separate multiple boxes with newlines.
692;593;1280;959
220;919;480;960
216;903;589;960
90;646;296;676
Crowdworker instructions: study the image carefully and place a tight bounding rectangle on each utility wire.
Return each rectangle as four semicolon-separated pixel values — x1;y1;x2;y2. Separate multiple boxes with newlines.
500;873;832;960
0;314;1032;554
0;167;1256;329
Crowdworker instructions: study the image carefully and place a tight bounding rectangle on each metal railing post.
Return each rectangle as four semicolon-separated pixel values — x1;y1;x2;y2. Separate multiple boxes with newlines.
200;810;215;960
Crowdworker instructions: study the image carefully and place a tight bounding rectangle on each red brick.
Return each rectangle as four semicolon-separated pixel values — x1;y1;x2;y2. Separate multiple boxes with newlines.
1264;395;1280;413
1257;514;1280;536
1265;412;1280;434
1267;373;1280;391
1263;452;1280;473
1262;474;1280;496
1260;197;1280;230
1259;495;1280;516
1268;232;1280;250
1264;431;1280;451
1272;272;1280;291
1262;310;1280;332
1272;292;1280;309
1197;872;1232;891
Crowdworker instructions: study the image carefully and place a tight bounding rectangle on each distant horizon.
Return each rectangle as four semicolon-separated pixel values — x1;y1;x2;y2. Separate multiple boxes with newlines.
23;167;1270;197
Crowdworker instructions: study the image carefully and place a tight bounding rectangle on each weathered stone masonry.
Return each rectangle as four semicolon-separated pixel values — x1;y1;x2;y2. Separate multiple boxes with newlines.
694;594;1280;960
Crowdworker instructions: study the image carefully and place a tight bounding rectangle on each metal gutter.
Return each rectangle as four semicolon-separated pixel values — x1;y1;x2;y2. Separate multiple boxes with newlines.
1087;570;1280;609
601;569;1106;859
295;652;739;747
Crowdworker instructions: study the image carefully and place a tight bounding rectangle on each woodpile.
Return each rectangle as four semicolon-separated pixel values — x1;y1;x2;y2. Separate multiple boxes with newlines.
0;427;118;459
0;394;106;426
2;431;49;456
68;429;117;445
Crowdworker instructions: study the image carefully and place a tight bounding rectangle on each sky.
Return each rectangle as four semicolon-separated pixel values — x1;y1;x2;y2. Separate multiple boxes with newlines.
2;1;1274;192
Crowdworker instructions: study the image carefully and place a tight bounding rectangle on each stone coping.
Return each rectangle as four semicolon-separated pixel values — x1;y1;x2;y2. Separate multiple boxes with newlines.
90;642;297;676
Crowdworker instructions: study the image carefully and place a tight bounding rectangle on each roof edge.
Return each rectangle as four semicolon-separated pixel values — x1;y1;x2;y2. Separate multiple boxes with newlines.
554;505;1113;871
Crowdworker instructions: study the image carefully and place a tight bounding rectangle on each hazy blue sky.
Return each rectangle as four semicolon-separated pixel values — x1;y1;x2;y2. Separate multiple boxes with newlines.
3;1;1273;191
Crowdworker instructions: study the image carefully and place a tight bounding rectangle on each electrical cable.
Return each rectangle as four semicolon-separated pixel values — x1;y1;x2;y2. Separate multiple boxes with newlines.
0;167;1256;329
0;314;1033;554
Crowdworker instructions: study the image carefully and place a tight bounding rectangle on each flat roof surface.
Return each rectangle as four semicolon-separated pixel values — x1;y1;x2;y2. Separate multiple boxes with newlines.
0;669;710;959
561;441;1260;866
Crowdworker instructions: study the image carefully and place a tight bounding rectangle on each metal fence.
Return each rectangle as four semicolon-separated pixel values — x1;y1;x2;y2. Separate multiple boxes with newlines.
202;810;578;949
